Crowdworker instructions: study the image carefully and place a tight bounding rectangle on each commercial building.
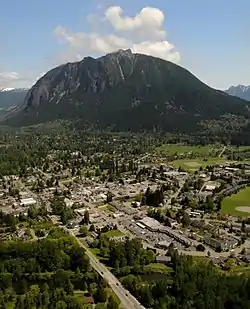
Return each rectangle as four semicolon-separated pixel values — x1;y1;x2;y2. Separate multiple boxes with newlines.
139;217;192;247
20;197;36;207
204;237;238;251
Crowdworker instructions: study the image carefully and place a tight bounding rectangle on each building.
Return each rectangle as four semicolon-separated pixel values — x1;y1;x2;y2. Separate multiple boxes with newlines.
204;237;238;251
20;197;36;207
139;217;162;232
139;217;192;247
163;216;178;228
156;255;172;265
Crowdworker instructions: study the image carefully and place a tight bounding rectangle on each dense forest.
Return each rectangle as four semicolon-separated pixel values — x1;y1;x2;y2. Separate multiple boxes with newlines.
0;228;120;309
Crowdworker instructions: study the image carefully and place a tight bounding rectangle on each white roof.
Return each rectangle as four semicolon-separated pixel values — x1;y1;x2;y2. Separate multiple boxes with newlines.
20;198;36;205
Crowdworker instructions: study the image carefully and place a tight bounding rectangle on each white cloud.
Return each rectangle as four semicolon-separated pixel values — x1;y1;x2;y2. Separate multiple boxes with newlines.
105;6;165;40
133;41;180;63
55;26;130;54
54;6;180;65
0;72;22;89
0;71;47;89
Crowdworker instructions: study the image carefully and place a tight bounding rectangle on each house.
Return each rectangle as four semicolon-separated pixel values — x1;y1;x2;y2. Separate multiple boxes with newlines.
156;255;172;265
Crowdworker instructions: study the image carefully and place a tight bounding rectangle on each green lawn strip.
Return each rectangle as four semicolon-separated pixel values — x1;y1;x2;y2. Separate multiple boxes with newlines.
170;157;226;170
234;146;250;152
103;230;124;238
143;263;172;275
231;265;250;274
98;204;116;213
90;248;101;256
32;221;55;231
221;187;250;217
154;144;216;155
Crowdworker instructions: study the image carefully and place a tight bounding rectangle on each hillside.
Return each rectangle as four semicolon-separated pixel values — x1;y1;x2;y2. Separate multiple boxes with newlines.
225;85;250;101
0;88;28;111
4;50;250;136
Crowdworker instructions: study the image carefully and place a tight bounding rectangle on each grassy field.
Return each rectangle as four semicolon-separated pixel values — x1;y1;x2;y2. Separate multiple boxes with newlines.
231;264;250;275
171;157;226;170
90;248;101;256
221;186;250;217
143;263;172;275
232;145;250;152
155;144;221;155
98;204;116;213
103;229;124;238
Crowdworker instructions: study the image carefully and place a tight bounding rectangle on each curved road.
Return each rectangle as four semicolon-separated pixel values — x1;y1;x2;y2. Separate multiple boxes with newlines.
68;230;145;309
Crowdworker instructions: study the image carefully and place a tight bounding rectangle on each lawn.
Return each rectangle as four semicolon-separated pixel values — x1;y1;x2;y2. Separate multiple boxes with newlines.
171;157;226;170
221;186;250;217
33;221;54;231
5;302;14;309
98;204;116;213
233;146;250;152
231;264;250;274
143;263;172;275
90;248;101;256
103;229;124;238
155;144;221;156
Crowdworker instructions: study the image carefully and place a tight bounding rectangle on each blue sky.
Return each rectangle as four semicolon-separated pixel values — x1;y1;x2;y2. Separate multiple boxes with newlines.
0;0;249;89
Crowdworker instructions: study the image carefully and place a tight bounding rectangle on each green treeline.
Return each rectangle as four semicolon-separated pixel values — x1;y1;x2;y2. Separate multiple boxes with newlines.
0;229;119;309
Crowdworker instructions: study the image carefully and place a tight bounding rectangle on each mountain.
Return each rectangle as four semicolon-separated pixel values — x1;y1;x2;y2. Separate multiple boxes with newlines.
0;88;28;111
4;50;250;137
225;85;250;101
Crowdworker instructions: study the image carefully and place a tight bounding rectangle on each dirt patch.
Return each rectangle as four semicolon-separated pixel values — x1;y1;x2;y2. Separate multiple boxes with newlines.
184;162;201;167
236;206;250;213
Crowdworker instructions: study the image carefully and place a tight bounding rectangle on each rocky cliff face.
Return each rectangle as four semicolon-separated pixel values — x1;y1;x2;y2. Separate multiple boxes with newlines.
24;49;136;110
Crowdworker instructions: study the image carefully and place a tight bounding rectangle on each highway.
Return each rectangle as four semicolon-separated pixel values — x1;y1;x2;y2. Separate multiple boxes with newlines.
67;230;146;309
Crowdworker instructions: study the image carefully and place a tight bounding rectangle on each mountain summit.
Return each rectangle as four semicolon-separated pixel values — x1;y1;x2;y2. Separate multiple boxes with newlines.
225;85;250;101
5;50;250;135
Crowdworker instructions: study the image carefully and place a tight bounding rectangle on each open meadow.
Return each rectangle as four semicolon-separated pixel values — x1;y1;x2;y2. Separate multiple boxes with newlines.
170;158;227;170
155;144;222;156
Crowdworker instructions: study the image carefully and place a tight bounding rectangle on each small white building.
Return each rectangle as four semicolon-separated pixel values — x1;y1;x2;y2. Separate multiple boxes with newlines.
20;197;36;207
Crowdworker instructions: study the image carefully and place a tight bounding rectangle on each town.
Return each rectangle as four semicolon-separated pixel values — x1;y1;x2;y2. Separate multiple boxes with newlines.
2;141;250;275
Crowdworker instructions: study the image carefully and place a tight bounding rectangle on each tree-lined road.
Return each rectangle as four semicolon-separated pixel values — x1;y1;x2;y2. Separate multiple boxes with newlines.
68;230;145;309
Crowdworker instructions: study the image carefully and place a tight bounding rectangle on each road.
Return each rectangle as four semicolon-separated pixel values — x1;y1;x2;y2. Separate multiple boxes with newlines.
136;153;150;164
219;146;226;158
67;229;145;309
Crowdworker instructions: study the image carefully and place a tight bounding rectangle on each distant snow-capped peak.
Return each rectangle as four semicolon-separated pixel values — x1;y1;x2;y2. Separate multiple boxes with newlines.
225;84;250;101
0;87;28;92
1;88;15;92
228;85;250;92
